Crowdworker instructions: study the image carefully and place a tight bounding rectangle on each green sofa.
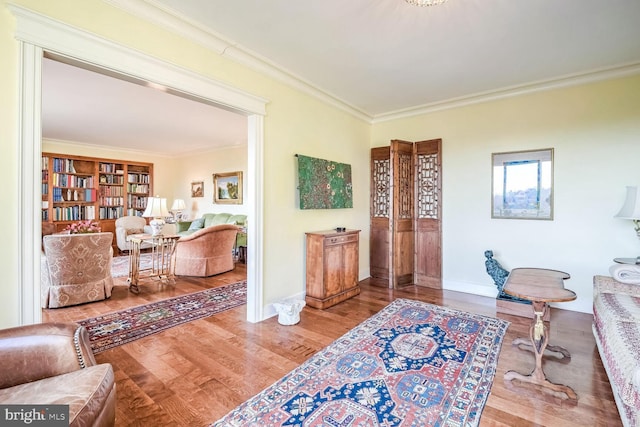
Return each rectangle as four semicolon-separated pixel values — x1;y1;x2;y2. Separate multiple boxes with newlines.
177;213;247;247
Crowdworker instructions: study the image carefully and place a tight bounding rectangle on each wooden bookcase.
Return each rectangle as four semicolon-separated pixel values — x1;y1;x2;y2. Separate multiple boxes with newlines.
42;153;153;245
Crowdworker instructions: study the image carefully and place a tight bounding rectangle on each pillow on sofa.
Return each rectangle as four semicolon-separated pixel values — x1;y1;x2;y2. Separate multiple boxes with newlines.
126;228;144;236
188;218;205;231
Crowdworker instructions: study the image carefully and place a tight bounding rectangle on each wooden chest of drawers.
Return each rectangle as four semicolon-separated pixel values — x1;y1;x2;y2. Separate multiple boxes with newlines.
305;229;360;309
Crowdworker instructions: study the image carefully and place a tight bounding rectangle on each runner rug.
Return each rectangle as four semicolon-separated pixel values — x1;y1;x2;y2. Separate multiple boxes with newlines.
77;280;247;354
213;298;509;427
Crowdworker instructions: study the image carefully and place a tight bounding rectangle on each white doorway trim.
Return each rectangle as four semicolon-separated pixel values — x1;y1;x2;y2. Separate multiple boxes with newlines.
10;5;267;324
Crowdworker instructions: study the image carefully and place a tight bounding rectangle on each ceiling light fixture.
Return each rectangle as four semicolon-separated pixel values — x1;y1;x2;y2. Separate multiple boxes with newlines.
405;0;448;6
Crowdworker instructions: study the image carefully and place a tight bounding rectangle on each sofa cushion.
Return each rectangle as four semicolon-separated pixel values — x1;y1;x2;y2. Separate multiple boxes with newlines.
596;292;640;322
0;364;115;427
228;214;247;226
188;218;205;231
594;296;640;409
203;213;232;227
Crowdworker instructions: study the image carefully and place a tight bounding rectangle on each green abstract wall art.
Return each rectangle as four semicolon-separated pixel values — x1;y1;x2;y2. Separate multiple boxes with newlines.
296;154;353;209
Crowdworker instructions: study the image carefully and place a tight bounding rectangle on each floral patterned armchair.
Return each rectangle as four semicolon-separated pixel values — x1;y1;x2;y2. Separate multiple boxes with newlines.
41;232;115;308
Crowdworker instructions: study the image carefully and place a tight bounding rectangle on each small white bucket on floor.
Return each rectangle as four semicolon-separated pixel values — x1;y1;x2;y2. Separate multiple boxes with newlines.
273;300;306;325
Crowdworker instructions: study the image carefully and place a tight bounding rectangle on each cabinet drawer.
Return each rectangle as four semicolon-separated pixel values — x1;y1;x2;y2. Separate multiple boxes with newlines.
324;234;358;246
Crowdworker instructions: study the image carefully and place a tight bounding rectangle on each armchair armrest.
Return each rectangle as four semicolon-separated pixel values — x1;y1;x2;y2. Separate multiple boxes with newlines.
594;275;640;298
0;323;96;389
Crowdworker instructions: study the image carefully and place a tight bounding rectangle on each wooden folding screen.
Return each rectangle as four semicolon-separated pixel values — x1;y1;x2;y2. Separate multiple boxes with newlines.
370;139;442;288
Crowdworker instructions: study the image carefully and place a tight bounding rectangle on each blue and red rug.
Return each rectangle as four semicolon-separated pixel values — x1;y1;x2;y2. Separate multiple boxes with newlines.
213;298;509;427
77;280;246;354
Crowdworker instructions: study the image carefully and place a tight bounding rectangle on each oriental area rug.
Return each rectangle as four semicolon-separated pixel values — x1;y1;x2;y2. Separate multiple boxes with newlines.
110;253;153;278
77;280;246;354
213;298;509;427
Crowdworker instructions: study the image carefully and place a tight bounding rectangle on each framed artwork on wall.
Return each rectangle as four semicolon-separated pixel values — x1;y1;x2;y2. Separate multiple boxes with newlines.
491;148;554;220
213;171;243;204
191;181;204;198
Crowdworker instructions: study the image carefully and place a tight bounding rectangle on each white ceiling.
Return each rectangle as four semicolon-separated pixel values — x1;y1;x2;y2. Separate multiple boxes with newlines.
42;0;640;155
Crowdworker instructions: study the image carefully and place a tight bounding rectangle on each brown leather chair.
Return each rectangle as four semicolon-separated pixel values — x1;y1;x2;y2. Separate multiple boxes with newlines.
173;224;239;277
0;323;116;427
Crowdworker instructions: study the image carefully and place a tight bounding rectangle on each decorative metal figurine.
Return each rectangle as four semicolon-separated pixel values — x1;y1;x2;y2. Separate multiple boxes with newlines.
484;250;529;304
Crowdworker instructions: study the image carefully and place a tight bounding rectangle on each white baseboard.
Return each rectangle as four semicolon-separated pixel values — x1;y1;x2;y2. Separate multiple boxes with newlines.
443;280;499;299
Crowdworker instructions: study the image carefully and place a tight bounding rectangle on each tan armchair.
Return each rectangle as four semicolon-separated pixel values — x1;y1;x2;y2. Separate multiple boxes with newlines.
42;232;115;308
0;323;116;427
173;224;239;277
115;215;152;252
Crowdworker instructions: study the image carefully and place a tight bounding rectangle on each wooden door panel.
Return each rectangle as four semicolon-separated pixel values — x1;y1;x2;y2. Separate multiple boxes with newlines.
370;224;389;279
324;245;343;296
391;140;414;288
370;147;391;282
414;139;442;288
342;242;359;288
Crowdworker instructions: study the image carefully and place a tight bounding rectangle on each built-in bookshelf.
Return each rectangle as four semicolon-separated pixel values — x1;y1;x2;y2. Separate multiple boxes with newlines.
42;153;153;235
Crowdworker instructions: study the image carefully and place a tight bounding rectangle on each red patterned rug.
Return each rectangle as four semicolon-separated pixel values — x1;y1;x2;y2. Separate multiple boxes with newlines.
77;281;246;353
213;298;509;427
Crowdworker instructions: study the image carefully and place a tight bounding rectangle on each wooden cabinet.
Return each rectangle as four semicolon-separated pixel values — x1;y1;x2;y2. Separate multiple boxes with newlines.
305;229;360;309
42;153;153;247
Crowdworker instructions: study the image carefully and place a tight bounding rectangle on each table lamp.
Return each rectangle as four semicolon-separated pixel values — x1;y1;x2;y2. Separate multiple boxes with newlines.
143;196;170;236
171;199;186;222
615;186;640;239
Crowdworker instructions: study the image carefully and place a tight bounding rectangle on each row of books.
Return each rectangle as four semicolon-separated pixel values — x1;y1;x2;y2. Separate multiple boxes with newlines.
52;188;97;202
100;186;124;197
127;173;150;183
52;173;94;188
100;174;124;185
99;163;124;174
99;206;124;219
52;205;96;221
126;209;144;217
99;197;124;206
51;158;76;174
127;183;149;193
127;194;148;208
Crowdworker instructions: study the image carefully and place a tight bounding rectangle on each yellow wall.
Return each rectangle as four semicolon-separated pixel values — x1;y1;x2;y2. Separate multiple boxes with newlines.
372;75;640;312
3;0;639;327
0;0;371;327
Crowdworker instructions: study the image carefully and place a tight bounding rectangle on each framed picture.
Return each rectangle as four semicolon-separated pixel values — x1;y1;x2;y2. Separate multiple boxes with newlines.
491;148;554;220
213;171;243;204
191;181;204;198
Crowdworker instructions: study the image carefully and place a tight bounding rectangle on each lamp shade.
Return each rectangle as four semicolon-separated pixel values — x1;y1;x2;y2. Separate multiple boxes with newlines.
171;199;186;211
142;197;170;218
615;186;640;220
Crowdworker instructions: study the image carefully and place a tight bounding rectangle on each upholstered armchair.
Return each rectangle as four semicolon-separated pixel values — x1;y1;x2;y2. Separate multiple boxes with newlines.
0;323;116;427
41;232;115;308
173;224;239;277
115;215;152;252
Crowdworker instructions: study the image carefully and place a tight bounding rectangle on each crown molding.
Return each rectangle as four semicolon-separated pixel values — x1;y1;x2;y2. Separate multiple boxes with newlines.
372;61;640;123
103;0;372;123
104;0;640;125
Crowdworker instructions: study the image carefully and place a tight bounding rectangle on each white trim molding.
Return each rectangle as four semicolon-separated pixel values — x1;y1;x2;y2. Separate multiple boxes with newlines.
10;4;268;324
103;0;640;124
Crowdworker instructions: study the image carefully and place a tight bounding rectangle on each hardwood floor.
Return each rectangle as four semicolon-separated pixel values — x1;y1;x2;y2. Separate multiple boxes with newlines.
42;269;621;426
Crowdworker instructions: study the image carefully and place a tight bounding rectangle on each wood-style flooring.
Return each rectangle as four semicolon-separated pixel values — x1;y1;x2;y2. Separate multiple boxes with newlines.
42;265;621;426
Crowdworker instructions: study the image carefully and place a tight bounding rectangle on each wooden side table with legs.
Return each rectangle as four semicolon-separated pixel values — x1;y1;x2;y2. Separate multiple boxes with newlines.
502;267;578;400
128;234;180;294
